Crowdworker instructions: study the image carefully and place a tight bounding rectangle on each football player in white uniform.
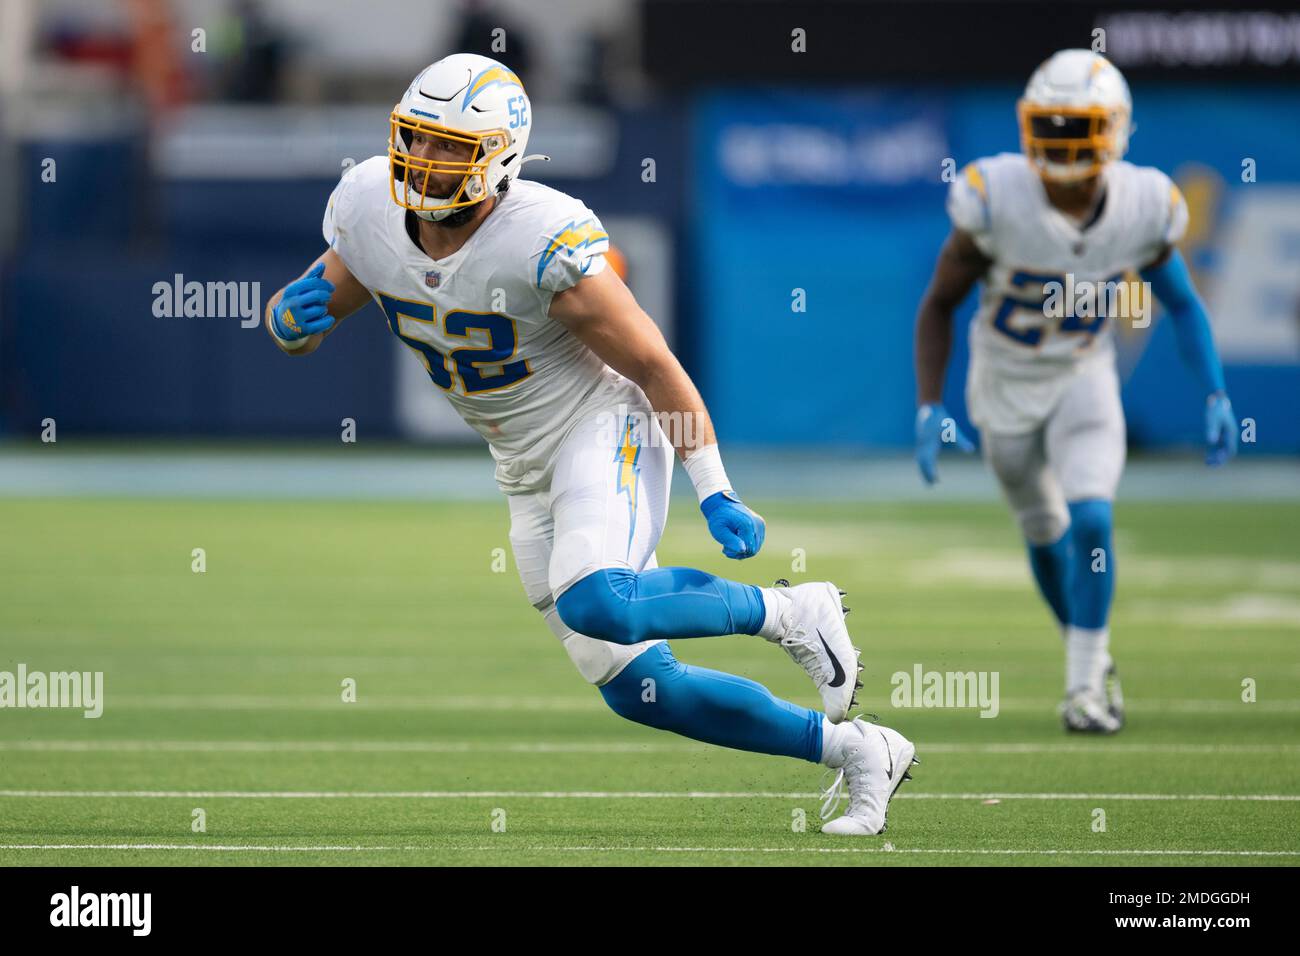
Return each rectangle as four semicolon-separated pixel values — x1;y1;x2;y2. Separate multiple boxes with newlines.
913;50;1238;733
265;54;916;834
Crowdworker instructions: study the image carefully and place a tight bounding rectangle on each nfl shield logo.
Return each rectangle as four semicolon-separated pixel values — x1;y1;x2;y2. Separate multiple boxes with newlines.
424;271;441;288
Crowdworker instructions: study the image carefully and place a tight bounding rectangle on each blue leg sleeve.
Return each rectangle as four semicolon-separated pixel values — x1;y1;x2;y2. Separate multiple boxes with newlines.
1028;530;1073;628
1066;499;1115;629
600;643;823;763
1140;249;1226;395
556;567;766;645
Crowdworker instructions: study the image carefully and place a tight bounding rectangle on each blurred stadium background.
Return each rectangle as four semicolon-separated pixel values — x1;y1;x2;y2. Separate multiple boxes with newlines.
2;0;1298;462
0;0;1298;865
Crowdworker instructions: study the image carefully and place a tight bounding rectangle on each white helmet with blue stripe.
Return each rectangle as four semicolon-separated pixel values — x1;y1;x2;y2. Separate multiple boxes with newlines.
1018;49;1132;183
389;53;533;221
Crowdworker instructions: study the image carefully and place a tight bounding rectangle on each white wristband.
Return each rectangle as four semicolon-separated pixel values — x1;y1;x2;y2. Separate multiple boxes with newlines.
268;310;310;350
683;443;733;504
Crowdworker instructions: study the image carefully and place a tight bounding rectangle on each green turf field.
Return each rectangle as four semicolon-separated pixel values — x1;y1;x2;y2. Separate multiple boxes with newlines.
1;496;1297;866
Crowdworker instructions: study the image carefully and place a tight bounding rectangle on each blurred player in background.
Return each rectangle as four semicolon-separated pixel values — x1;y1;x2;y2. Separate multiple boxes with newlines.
913;50;1238;733
264;54;916;834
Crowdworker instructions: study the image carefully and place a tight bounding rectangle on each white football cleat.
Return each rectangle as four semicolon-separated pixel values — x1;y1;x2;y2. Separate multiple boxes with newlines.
1060;687;1123;734
1104;661;1126;728
820;719;918;836
767;579;861;723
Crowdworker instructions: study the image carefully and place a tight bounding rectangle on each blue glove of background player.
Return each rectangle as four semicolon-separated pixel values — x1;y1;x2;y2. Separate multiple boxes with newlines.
272;263;336;342
915;402;975;485
1205;392;1238;467
701;491;765;559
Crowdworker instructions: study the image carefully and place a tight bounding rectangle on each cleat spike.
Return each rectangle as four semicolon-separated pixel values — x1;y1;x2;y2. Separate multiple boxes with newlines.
774;578;790;588
854;680;863;689
838;589;847;597
910;756;921;766
901;771;913;782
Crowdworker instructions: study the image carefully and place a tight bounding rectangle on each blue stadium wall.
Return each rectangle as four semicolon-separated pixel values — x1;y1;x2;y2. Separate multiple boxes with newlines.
691;85;1300;454
4;90;1298;452
1;106;684;440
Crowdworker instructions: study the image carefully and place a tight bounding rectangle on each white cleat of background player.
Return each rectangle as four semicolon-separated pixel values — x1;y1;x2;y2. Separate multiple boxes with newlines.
1061;661;1125;733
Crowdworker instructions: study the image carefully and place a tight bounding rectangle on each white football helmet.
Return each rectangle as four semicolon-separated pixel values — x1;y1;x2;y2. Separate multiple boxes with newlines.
389;53;532;221
1018;49;1132;183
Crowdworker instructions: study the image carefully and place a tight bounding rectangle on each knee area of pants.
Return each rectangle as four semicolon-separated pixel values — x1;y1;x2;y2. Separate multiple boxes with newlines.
1018;507;1069;546
562;632;662;687
555;568;645;644
599;643;678;716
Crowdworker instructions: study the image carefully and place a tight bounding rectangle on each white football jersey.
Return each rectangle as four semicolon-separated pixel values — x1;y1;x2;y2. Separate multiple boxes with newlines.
324;156;643;493
947;152;1187;432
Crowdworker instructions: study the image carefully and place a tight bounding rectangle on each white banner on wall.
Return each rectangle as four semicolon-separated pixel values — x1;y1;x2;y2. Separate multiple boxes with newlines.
1208;188;1300;364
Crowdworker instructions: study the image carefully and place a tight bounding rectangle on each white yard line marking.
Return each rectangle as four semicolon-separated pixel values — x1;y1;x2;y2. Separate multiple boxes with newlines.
0;740;682;754
899;793;1300;801
1;844;403;852
104;695;608;711
0;843;1297;857
82;695;1300;713
0;790;1297;801
912;743;1300;754
2;740;1298;755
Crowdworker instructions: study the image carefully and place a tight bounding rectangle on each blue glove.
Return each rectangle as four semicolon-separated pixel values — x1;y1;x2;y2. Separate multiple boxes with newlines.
915;402;975;485
1205;392;1238;467
272;262;336;342
701;491;765;559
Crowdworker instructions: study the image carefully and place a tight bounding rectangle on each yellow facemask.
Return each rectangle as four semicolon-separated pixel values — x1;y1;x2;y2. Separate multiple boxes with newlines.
1017;101;1126;182
388;110;510;215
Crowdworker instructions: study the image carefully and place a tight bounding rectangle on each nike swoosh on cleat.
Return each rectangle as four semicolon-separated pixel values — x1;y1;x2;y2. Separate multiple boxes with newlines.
818;630;846;688
881;729;894;780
